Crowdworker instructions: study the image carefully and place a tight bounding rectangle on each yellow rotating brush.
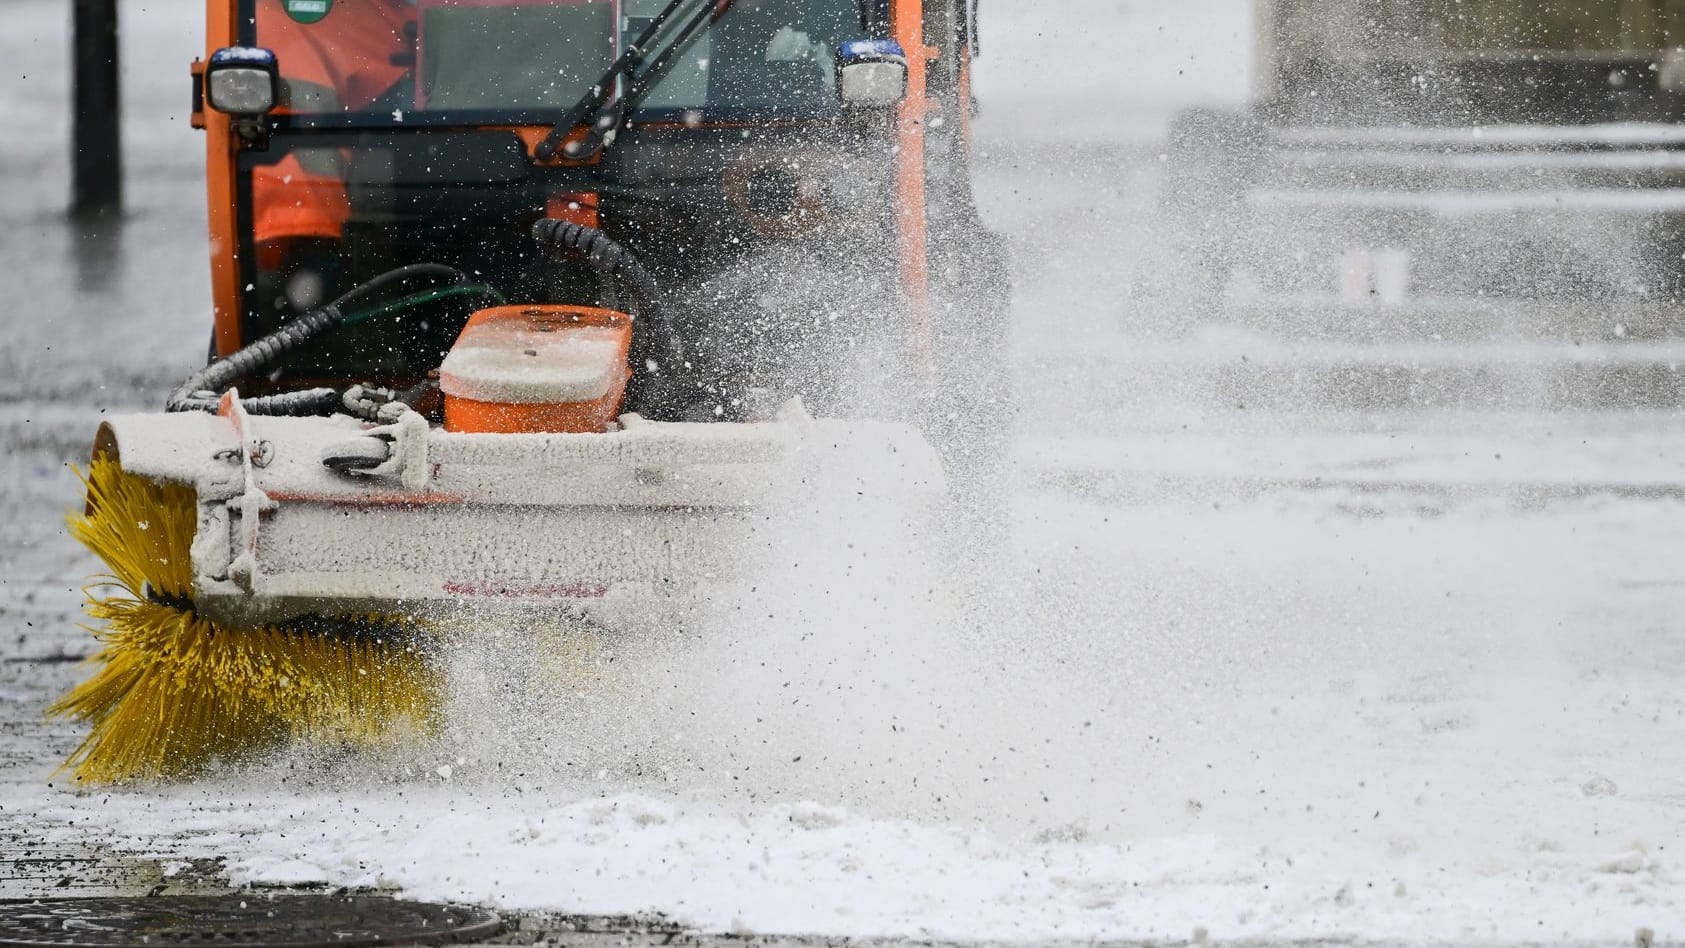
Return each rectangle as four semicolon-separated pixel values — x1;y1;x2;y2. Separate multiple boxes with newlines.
50;457;442;783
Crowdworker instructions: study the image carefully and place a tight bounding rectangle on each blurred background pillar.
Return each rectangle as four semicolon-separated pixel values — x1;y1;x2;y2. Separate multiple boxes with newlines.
71;0;122;219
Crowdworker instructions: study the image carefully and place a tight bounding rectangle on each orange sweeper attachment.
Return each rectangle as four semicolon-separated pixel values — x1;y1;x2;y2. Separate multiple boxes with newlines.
51;0;1007;782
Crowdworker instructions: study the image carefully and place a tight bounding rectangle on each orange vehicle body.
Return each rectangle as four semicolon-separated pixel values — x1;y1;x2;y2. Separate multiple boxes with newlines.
50;0;998;788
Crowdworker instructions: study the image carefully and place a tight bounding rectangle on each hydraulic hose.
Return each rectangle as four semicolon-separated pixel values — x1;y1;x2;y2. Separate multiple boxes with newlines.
530;219;695;416
168;264;469;415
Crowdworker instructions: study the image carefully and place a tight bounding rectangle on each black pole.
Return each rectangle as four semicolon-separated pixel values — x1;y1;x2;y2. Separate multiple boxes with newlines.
71;0;122;219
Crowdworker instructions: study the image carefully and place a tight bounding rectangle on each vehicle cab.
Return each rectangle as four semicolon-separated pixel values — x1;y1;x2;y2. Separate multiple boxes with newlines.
192;0;990;412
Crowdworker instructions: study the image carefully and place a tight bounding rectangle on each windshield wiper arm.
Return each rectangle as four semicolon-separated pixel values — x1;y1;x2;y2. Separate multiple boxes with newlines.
534;0;729;161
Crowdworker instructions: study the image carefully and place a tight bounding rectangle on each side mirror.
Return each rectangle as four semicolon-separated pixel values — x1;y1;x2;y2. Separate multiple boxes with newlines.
205;46;279;116
836;38;907;108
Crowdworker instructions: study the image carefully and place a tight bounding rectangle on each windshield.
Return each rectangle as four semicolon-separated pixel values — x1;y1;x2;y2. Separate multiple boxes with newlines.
251;0;862;123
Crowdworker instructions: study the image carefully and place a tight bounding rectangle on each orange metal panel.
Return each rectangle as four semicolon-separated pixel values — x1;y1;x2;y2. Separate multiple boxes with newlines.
440;305;632;434
503;125;603;166
956;40;973;156
545;191;601;229
207;0;243;357
891;0;935;376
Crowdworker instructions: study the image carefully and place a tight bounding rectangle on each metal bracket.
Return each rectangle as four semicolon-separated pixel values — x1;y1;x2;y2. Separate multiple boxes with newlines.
319;407;432;492
218;390;277;593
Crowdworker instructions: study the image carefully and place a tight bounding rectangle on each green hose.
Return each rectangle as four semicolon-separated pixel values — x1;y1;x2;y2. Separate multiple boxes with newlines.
342;283;506;327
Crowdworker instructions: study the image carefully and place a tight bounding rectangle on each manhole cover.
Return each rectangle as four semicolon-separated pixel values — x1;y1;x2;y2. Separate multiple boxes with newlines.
0;895;501;948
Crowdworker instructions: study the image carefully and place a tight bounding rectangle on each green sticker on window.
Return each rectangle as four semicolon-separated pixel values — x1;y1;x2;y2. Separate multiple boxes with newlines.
283;0;332;24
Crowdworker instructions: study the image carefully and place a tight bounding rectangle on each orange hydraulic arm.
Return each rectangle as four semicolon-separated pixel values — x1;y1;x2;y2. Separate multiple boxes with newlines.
891;0;935;376
203;0;243;357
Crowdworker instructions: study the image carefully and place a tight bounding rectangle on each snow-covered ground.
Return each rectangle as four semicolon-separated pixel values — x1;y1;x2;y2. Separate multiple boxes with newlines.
5;0;1685;943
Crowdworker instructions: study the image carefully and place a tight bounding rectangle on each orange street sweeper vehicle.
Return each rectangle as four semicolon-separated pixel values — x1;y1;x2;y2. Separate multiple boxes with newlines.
53;0;1009;782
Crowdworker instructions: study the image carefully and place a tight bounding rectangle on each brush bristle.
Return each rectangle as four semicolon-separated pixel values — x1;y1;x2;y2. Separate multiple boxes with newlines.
50;457;441;783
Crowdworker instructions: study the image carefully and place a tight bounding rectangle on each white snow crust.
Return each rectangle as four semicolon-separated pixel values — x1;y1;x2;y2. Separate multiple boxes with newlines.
9;764;1680;942
439;325;623;405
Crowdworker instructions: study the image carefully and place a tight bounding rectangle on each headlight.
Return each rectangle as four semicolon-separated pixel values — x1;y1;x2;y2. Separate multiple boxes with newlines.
206;47;279;116
836;38;907;108
839;61;907;107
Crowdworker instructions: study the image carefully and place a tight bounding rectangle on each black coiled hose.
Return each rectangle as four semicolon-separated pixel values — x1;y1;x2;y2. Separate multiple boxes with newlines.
168;264;468;415
531;219;696;418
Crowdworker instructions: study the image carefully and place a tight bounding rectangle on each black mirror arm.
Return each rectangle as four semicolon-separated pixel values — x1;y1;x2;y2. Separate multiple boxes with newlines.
856;0;889;34
534;0;705;161
616;0;726;118
533;66;631;161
